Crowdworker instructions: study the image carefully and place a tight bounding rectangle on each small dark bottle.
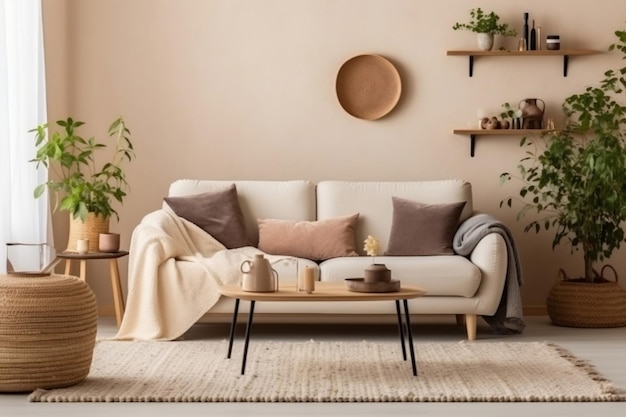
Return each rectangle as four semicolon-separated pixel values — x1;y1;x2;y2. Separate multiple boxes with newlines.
523;13;529;50
530;20;537;50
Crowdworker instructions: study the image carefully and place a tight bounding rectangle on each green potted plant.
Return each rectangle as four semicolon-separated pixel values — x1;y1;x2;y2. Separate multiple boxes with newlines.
453;7;517;51
499;24;626;327
30;116;134;252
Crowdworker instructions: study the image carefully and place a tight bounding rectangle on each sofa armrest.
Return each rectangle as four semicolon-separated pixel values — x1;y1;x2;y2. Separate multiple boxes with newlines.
468;232;508;315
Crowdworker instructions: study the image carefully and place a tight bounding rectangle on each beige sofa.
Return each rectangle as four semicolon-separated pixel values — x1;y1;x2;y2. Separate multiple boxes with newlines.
157;179;514;340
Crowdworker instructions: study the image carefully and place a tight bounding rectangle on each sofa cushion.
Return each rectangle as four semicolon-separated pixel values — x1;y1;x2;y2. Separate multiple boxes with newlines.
163;184;249;248
257;214;360;261
167;180;316;246
386;197;466;256
319;255;481;297
316;180;473;256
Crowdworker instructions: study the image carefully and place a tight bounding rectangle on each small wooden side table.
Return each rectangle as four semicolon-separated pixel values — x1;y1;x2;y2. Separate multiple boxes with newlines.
57;251;128;327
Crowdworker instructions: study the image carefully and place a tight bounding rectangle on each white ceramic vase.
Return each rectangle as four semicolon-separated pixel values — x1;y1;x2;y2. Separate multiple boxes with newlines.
477;33;494;51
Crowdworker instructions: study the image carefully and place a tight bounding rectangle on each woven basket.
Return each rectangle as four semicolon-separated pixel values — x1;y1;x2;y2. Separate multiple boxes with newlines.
66;212;110;253
0;274;98;392
546;266;626;328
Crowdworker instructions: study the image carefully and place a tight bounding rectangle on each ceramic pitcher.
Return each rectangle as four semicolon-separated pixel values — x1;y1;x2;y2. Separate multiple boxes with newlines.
240;254;279;292
519;98;545;129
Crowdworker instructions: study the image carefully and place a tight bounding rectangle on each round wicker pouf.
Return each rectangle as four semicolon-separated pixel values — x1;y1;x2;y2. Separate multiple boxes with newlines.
0;274;98;392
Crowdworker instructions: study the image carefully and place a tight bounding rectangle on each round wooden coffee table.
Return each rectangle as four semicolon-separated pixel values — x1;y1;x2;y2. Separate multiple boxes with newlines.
219;282;426;376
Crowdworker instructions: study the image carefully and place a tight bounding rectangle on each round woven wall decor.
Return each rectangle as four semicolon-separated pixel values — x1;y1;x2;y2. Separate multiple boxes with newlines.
336;54;402;120
0;274;98;392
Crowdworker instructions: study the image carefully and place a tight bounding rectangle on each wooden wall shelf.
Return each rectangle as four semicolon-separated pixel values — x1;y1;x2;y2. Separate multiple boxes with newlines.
453;129;554;157
446;49;598;77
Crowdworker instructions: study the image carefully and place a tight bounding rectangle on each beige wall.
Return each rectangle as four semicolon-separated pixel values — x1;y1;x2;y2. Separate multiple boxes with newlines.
41;0;626;315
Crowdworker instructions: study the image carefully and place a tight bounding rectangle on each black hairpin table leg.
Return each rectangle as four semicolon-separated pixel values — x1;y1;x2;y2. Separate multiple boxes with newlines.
403;299;418;376
226;298;240;359
241;300;256;375
395;300;407;361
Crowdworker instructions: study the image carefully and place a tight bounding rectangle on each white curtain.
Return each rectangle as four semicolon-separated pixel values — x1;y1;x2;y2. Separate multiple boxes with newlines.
0;0;48;274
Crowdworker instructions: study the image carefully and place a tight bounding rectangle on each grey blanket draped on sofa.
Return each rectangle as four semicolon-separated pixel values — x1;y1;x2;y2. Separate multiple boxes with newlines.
453;213;526;335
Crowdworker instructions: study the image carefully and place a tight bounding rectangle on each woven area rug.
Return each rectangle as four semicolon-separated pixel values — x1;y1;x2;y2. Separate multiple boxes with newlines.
29;340;626;402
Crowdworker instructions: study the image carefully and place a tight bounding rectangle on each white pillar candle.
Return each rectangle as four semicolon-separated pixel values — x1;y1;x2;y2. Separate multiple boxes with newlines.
76;239;89;254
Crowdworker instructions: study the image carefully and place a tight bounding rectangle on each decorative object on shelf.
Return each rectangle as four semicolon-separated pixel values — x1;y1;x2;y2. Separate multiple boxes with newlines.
546;35;560;50
452;7;517;51
477;33;494;52
30;117;134;253
523;12;529;50
536;26;542;50
480;117;500;130
0;273;98;392
499;24;626;328
335;54;402;121
98;233;120;253
517;38;527;52
530;20;537;50
240;254;279;292
519;98;545;129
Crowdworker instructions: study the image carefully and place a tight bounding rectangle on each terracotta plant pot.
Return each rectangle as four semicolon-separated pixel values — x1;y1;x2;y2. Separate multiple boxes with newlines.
98;233;120;253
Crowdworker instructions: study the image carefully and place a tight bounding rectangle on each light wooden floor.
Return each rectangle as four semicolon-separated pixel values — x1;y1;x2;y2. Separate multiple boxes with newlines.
2;315;625;417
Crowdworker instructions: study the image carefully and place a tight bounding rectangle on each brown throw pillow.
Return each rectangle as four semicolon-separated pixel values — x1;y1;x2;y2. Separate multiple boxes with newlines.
257;213;360;261
386;197;466;256
163;184;249;249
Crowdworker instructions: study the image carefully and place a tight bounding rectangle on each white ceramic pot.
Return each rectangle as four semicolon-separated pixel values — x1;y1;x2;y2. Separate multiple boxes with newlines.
477;33;494;51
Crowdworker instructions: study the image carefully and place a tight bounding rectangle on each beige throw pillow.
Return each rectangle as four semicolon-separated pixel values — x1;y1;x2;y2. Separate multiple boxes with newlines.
163;184;249;249
386;197;466;256
257;214;360;261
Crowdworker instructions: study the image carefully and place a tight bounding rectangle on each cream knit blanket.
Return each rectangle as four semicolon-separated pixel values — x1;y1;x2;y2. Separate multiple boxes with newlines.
114;207;268;341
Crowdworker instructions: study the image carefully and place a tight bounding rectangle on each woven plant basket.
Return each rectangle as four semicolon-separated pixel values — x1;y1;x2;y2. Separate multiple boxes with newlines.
546;265;626;328
0;274;98;392
66;212;109;253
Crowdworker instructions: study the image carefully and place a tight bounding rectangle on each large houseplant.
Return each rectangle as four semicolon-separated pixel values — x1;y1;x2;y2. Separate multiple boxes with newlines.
452;8;517;51
30;117;134;252
500;24;626;327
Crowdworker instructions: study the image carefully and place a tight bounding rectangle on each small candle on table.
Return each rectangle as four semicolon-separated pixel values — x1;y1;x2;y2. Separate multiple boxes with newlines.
304;266;315;294
77;239;89;254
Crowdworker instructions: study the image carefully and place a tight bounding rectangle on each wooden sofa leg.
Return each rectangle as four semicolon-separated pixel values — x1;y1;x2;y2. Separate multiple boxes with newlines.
465;314;477;341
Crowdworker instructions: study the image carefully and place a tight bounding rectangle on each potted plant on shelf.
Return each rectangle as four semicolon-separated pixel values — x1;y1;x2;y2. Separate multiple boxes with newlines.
30;116;134;253
499;24;626;327
452;7;517;51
